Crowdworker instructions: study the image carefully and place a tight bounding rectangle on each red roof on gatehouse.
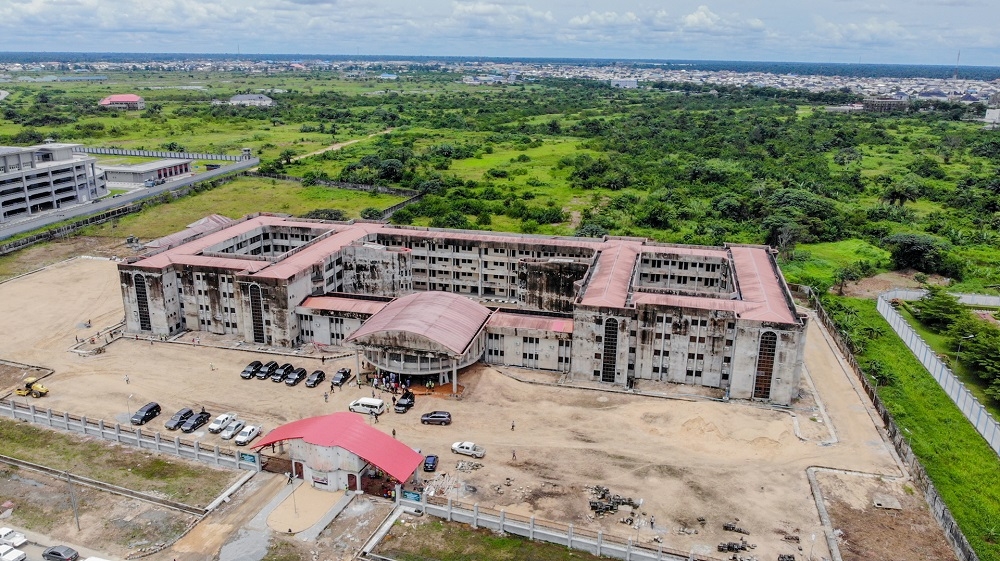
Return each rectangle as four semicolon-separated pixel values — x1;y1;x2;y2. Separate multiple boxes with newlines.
99;94;143;105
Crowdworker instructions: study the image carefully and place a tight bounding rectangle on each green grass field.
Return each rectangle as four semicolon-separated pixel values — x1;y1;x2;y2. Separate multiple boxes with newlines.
82;177;407;239
779;239;892;287
832;297;1000;561
0;418;234;506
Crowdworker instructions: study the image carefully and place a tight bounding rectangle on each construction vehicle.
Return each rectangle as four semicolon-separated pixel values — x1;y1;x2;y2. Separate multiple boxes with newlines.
14;377;48;398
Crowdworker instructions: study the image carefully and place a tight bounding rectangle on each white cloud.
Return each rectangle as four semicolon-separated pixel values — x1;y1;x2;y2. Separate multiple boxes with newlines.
812;16;910;45
568;11;640;28
681;6;721;31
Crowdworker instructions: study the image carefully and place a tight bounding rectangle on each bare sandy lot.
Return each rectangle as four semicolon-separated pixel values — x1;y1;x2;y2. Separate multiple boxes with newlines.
0;257;955;561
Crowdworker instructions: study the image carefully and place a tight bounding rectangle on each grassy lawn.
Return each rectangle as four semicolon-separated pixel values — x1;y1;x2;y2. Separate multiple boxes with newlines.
82;177;407;240
897;306;1000;420
831;297;1000;561
378;519;613;561
0;418;234;506
779;239;892;287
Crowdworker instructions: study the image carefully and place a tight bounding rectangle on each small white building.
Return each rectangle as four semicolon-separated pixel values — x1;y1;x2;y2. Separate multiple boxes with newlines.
229;94;274;107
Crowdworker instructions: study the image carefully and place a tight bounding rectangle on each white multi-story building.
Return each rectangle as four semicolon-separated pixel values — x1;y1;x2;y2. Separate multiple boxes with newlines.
0;143;106;223
118;215;807;404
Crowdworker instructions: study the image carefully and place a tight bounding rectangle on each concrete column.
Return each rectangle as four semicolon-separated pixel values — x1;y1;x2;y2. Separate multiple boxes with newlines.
597;531;603;556
136;428;142;447
355;349;361;381
452;357;458;394
472;503;479;528
527;515;532;539
81;416;87;435
568;523;573;549
46;408;53;426
214;445;220;465
154;432;161;451
115;423;121;441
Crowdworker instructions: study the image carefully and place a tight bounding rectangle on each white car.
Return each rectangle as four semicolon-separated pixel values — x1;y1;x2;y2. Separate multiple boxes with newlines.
234;424;261;446
208;412;237;434
0;544;25;561
0;529;26;548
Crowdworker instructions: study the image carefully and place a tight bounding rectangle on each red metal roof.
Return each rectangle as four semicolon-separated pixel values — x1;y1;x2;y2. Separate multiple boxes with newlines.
578;242;640;308
728;246;797;323
487;312;574;333
298;296;388;316
251;223;380;280
346;291;492;355
253;412;422;483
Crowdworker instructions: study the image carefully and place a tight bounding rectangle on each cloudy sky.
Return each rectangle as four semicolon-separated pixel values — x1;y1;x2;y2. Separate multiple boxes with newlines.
1;0;996;65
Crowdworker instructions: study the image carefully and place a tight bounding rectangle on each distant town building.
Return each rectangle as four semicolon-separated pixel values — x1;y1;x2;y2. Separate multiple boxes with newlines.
229;94;274;107
98;94;145;110
0;143;106;223
610;79;639;89
100;159;192;185
863;98;910;113
378;73;398;80
985;108;1000;127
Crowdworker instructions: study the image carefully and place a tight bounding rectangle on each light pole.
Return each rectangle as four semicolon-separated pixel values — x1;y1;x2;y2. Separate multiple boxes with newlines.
126;393;134;420
957;334;975;363
65;470;80;531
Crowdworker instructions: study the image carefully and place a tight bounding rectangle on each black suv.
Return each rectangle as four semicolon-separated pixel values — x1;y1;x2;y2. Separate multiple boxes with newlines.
240;360;263;379
305;370;326;388
130;402;161;425
256;360;279;380
331;367;352;386
271;363;294;383
394;390;415;413
285;367;307;386
164;407;193;430
181;409;212;433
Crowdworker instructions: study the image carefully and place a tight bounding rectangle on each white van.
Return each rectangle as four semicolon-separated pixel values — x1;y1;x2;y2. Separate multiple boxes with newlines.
349;397;387;416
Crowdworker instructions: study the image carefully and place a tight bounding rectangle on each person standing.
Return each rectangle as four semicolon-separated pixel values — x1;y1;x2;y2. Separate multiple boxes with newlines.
511;420;515;431
512;449;517;461
323;392;329;403
124;374;130;385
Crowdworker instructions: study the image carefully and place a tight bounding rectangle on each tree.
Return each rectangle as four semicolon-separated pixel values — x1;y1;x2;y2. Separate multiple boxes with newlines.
360;207;383;220
278;149;297;165
881;174;922;206
301;208;347;221
575;223;609;238
832;265;860;295
915;286;964;330
884;234;963;278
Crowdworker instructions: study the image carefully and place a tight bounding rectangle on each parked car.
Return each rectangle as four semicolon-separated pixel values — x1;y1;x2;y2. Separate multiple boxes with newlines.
220;419;245;440
271;363;294;383
42;545;79;561
164;407;194;431
331;367;352;386
256;360;279;380
423;455;439;472
181;410;211;433
284;367;307;386
0;528;27;548
305;370;326;388
208;412;237;433
394;390;415;413
0;544;25;561
240;360;263;379
235;424;261;446
420;411;452;425
130;402;161;425
451;441;485;458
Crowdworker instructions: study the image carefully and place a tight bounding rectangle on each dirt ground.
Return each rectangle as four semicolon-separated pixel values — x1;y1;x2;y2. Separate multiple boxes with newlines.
818;471;955;561
0;257;960;561
0;464;197;558
839;270;950;298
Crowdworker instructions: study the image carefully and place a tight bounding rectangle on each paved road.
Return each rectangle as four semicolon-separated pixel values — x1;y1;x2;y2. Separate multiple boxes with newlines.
6;523;120;560
0;158;259;242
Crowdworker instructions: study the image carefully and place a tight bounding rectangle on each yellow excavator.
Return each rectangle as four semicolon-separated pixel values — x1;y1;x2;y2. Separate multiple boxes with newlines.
14;377;48;398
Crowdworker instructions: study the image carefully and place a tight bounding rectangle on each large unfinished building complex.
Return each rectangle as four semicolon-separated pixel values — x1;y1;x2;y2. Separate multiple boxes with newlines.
118;214;807;403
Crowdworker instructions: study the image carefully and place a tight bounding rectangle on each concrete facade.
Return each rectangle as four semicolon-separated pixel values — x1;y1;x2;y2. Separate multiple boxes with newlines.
118;215;807;404
101;159;192;184
0;143;106;223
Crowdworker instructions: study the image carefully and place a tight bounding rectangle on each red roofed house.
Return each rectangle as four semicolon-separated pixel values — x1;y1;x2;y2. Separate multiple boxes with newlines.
99;94;145;110
254;412;423;493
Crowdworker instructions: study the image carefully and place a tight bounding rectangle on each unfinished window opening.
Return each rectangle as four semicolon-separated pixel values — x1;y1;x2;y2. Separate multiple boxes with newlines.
249;284;266;344
753;332;777;399
134;274;152;331
601;318;618;383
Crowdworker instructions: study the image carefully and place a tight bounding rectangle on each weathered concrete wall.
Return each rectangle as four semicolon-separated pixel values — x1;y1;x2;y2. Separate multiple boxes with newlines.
635;253;731;294
295;308;372;346
728;321;806;405
518;260;589;313
341;244;412;297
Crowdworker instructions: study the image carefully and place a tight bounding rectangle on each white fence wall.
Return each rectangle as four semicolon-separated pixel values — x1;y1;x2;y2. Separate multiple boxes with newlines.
396;496;725;561
877;290;1000;455
0;399;261;471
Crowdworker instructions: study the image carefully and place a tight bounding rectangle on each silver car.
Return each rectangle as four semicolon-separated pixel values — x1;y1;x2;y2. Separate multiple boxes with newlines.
220;419;245;440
